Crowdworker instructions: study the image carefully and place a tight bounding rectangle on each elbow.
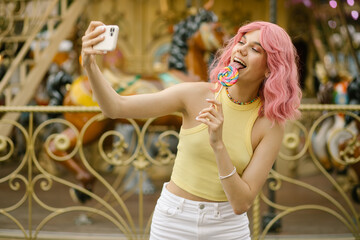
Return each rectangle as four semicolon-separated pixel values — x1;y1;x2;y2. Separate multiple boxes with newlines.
233;203;251;215
100;102;121;119
101;98;125;119
101;110;118;119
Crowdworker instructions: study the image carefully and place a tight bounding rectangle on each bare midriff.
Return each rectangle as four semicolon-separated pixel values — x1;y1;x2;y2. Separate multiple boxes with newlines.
166;180;225;202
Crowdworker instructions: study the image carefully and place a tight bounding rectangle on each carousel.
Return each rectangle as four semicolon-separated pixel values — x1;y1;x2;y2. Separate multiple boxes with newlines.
0;0;359;239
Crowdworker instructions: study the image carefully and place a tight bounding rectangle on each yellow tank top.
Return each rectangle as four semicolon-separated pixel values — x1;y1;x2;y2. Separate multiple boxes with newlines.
171;87;261;201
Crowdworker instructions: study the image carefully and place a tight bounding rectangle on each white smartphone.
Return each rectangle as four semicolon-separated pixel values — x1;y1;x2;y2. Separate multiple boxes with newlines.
93;25;119;52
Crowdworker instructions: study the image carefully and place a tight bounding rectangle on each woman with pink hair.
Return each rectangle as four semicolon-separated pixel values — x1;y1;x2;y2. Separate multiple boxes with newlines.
81;20;301;239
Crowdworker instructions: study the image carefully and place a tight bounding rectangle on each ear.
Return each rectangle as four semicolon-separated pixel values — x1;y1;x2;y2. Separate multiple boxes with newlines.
265;69;270;78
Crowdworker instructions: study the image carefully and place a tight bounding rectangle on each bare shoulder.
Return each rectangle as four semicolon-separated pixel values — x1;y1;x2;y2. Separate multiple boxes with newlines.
257;117;284;137
172;82;216;127
252;116;285;150
172;81;215;104
256;117;284;134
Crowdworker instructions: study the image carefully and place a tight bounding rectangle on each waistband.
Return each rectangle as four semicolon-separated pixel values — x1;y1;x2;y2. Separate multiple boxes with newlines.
159;182;241;216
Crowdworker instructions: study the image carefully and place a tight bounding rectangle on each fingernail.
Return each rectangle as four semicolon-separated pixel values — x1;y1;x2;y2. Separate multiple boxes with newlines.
195;116;199;120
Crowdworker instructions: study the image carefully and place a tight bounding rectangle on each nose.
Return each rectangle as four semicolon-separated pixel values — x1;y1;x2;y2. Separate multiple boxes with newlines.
237;45;247;56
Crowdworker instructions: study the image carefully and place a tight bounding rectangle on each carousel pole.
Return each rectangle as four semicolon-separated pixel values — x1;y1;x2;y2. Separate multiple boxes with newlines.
261;0;282;233
270;0;277;23
337;1;360;73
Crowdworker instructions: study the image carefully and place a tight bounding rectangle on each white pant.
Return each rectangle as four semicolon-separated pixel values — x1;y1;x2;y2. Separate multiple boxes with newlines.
150;183;251;240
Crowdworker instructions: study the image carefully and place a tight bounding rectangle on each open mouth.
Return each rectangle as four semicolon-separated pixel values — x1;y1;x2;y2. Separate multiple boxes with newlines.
232;57;247;69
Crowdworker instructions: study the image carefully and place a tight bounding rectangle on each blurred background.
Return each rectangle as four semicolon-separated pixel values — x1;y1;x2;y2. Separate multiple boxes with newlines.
0;0;360;239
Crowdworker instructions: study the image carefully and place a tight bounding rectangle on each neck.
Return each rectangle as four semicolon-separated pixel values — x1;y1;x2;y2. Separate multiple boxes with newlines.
227;84;260;103
226;88;259;105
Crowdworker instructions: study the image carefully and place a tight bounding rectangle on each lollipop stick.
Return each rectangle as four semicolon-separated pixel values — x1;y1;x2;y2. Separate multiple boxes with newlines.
209;84;223;109
214;85;223;100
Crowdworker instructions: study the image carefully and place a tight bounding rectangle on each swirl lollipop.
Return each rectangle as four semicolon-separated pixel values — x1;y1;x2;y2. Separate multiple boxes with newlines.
215;64;239;99
217;65;239;87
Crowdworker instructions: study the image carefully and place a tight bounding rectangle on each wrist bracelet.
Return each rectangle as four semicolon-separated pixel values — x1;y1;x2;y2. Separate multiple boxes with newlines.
219;166;237;180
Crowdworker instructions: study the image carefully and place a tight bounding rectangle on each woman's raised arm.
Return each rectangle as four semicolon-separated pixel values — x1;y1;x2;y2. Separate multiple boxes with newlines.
81;21;187;119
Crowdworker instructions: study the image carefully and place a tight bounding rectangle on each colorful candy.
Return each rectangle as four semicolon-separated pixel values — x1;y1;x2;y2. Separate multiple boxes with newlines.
217;64;239;87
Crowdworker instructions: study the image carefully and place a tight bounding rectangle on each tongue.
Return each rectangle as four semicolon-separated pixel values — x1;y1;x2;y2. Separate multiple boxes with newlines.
230;61;243;70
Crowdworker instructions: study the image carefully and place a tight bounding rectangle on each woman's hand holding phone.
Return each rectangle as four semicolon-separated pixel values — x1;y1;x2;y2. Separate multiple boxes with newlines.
93;25;119;52
81;22;119;67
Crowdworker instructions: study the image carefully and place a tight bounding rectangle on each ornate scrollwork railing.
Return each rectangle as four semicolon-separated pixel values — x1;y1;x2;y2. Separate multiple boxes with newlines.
0;104;360;239
251;104;360;240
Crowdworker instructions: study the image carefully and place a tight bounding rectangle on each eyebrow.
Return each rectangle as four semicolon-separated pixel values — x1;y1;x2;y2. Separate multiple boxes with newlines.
242;35;264;50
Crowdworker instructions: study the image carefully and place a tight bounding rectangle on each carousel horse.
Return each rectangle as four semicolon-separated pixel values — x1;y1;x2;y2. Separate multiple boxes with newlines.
337;74;360;203
45;9;226;203
312;73;350;173
313;72;360;203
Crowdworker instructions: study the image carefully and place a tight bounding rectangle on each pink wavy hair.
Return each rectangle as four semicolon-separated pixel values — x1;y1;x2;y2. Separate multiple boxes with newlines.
209;21;302;124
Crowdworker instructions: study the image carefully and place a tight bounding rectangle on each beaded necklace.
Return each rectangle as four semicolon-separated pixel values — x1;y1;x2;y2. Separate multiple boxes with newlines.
225;87;259;105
